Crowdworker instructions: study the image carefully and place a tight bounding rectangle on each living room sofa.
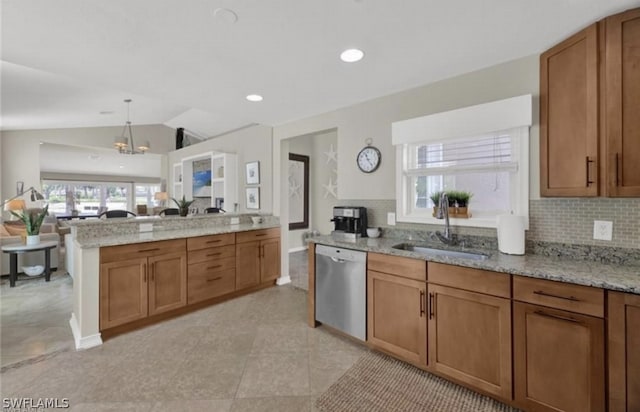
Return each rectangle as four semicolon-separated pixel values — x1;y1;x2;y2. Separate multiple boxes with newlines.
1;222;60;276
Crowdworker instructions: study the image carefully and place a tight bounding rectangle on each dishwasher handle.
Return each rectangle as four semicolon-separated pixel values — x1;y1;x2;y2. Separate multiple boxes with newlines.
330;257;347;263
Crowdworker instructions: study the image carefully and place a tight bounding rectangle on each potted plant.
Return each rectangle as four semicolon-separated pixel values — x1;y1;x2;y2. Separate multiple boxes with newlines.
429;191;443;217
10;204;49;245
171;195;195;217
444;190;458;216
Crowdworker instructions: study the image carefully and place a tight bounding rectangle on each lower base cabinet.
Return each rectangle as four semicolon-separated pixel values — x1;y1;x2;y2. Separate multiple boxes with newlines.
514;302;605;412
367;270;427;365
148;252;187;316
608;291;640;412
427;284;512;400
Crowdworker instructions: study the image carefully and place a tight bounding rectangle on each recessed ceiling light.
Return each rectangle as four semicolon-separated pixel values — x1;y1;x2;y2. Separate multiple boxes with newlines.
246;94;263;102
340;48;364;63
213;8;238;24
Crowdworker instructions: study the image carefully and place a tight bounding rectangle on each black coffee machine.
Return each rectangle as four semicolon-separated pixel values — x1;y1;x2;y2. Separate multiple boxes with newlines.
330;206;368;241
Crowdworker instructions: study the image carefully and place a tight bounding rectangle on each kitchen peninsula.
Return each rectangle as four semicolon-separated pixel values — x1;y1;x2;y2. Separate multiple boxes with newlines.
66;214;282;350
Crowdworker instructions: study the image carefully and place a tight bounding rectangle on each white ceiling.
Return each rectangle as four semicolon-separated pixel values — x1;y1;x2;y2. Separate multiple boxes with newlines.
2;0;638;136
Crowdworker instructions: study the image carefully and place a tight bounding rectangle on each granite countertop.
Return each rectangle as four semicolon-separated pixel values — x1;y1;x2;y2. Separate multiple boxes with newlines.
309;235;640;295
76;222;280;249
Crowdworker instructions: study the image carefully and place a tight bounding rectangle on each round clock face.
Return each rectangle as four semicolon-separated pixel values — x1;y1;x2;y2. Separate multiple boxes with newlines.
357;146;381;173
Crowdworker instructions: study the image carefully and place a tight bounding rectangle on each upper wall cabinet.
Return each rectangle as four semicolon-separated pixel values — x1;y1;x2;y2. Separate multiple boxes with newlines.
605;8;640;197
540;24;599;197
541;7;640;197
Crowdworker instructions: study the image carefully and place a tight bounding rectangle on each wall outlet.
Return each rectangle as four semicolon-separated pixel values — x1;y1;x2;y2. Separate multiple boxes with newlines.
139;223;153;233
593;220;613;241
387;212;396;226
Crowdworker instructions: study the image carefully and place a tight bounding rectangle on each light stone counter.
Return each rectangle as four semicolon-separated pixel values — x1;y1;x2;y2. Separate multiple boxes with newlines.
74;222;280;249
309;235;640;295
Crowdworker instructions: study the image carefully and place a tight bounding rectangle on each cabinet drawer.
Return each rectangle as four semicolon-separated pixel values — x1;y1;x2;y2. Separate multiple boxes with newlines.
513;276;604;317
188;244;235;264
368;253;426;281
187;233;235;251
236;228;280;243
428;262;510;299
188;256;236;276
187;268;236;304
100;239;185;263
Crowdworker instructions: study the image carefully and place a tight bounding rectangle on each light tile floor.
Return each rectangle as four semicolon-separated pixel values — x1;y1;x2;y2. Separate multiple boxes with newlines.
1;277;365;411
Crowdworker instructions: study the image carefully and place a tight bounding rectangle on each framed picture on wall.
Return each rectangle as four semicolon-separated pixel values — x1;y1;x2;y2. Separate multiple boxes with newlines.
246;187;260;209
246;161;260;185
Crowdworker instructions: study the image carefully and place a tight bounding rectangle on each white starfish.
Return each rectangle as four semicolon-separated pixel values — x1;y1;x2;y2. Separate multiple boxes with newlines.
324;144;338;164
323;177;337;198
289;180;301;198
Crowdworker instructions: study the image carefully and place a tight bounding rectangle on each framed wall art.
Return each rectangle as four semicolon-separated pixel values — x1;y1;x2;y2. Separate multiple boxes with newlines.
246;161;260;185
246;187;260;209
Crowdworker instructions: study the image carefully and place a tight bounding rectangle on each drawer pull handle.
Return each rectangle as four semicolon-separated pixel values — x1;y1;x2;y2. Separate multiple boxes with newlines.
206;239;222;244
206;252;222;257
255;233;268;237
207;276;223;282
533;290;580;302
139;248;160;253
419;290;425;317
534;310;581;324
207;265;223;270
428;293;434;319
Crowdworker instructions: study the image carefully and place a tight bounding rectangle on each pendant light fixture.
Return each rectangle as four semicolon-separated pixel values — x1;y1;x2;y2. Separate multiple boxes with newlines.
114;99;150;154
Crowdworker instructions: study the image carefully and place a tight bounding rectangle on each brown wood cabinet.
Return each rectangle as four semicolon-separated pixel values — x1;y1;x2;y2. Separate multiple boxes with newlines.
366;253;427;366
513;302;605;412
187;233;237;304
235;228;281;290
605;8;640;196
100;240;187;330
540;23;599;197
427;263;512;400
608;291;640;412
541;7;640;197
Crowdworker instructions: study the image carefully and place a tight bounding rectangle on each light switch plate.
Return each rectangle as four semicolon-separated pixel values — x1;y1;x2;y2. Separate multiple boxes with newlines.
593;220;613;241
387;212;396;226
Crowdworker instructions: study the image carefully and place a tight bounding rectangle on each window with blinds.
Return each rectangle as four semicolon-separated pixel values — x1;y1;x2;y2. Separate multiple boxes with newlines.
397;126;529;227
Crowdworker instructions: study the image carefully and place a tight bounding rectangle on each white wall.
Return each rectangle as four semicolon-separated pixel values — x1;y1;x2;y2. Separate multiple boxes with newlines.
273;55;540;204
0;124;175;208
168;124;273;214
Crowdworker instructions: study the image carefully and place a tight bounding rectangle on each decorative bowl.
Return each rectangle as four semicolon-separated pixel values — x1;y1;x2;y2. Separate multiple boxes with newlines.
367;227;381;238
251;216;263;224
22;265;45;276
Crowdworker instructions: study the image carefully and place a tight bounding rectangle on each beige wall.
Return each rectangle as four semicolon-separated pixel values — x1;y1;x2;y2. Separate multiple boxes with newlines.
168;124;273;214
0;124;175;209
273;54;540;203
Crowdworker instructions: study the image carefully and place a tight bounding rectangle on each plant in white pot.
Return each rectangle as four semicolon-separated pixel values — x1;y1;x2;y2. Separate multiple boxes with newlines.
10;204;49;245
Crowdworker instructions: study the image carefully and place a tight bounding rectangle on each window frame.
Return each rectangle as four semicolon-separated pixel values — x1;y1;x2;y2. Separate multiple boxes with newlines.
395;126;530;228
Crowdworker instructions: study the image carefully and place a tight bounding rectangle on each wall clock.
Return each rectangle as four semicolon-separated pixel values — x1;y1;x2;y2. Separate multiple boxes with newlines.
357;145;381;173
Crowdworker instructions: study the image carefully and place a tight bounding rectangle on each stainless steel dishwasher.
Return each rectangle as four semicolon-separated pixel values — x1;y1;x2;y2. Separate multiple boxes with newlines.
315;244;366;341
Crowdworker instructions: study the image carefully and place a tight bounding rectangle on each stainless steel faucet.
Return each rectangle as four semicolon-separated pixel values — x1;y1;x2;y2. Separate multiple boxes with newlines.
435;193;456;245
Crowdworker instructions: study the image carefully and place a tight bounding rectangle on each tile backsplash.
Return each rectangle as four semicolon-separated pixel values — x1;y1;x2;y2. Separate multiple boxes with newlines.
339;198;640;250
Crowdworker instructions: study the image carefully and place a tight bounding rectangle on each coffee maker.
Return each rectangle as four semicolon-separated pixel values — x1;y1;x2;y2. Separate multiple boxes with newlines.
330;206;368;241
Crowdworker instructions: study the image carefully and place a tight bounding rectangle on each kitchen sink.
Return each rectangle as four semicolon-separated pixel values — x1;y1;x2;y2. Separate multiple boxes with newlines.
392;243;489;261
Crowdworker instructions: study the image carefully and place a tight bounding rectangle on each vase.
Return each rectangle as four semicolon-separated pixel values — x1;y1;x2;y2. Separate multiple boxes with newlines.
26;235;40;246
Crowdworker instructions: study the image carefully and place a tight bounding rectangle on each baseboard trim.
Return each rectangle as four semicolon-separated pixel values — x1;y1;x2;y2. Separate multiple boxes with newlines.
276;275;292;286
69;313;102;350
288;246;308;253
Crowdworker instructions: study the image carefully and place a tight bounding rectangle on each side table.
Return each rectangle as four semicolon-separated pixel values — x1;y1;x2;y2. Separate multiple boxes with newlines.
2;240;58;287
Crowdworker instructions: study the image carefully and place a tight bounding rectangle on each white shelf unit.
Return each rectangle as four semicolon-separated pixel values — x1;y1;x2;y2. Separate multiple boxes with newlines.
178;152;237;211
172;163;183;199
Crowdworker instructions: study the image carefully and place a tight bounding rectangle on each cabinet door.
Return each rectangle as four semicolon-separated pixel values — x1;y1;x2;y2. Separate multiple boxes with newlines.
260;237;280;283
514;302;605;412
428;285;511;400
608;291;640;412
367;270;427;366
148;252;187;316
606;8;640;196
100;258;148;329
540;23;599;196
235;241;260;290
